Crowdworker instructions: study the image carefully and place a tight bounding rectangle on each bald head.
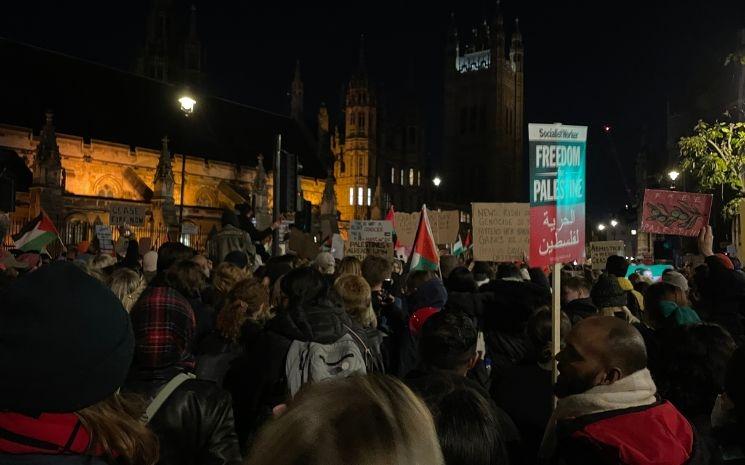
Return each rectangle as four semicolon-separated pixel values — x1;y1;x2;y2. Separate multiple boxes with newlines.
555;316;647;397
575;316;647;375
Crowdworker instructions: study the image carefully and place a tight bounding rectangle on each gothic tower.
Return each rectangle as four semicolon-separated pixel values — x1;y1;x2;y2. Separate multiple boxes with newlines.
442;5;524;205
334;37;377;221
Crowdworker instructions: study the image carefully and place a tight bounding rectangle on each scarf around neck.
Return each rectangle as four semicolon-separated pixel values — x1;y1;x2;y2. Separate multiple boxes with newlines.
539;368;657;461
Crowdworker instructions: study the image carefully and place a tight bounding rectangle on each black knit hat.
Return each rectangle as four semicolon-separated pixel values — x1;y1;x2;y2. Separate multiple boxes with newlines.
0;262;134;413
591;273;628;308
605;255;630;278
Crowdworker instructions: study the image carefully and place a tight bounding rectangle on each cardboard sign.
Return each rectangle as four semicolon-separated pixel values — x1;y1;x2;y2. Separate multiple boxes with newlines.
394;210;460;248
589;241;625;270
347;220;394;260
640;189;713;237
95;224;113;253
288;227;319;260
529;124;587;266
109;204;146;226
472;202;530;262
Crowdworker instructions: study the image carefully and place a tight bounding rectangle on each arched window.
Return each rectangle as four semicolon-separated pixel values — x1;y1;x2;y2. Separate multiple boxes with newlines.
409;168;415;186
98;184;114;198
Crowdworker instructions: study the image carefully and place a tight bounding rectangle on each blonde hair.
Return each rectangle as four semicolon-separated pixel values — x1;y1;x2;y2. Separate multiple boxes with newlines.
91;253;117;271
217;278;272;342
76;392;159;465
212;262;249;296
246;375;444;465
109;268;146;312
335;256;362;278
333;274;376;328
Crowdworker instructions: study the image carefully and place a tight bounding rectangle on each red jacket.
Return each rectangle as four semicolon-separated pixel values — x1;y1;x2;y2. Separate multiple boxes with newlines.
556;400;708;465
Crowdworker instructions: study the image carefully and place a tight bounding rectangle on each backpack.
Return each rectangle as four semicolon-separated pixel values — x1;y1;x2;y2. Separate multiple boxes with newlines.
285;325;367;397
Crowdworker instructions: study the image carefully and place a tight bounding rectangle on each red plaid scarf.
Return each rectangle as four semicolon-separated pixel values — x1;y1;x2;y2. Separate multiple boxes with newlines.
0;412;102;456
130;286;196;371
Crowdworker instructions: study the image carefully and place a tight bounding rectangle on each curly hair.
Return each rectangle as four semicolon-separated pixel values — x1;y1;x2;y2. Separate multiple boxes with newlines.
212;262;249;297
217;278;271;343
659;323;737;417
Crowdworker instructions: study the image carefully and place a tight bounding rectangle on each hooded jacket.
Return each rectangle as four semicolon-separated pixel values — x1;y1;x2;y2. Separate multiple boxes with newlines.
223;298;354;452
563;297;598;325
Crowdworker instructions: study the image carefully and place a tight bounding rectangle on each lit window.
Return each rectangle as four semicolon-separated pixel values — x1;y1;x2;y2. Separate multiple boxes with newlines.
400;169;405;186
349;187;354;205
417;170;421;186
367;188;372;206
390;167;395;184
409;168;414;186
358;187;364;206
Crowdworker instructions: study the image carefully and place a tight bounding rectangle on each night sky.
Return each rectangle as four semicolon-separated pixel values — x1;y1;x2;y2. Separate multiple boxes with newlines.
2;0;745;219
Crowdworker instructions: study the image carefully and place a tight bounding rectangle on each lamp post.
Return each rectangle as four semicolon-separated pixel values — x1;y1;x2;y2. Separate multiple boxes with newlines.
432;176;441;207
668;169;680;190
177;91;196;228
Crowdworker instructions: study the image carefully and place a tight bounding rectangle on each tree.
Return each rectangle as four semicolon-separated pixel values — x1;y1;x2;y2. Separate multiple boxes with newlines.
678;121;745;218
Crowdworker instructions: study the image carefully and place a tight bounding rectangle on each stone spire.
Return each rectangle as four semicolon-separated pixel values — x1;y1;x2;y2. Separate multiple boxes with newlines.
320;168;337;216
510;18;523;72
370;177;383;220
253;154;271;229
153;136;175;199
33;111;63;187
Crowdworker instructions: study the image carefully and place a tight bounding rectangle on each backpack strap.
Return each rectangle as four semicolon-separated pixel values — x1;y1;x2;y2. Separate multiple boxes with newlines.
344;324;376;369
142;372;196;424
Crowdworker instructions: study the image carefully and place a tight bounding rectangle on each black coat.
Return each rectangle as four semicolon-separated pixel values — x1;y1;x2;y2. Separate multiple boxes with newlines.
700;255;745;345
562;298;597;325
123;368;242;465
223;298;354;452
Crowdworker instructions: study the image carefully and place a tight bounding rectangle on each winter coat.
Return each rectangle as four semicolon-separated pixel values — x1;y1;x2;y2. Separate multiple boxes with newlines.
554;400;709;465
223;298;357;452
207;224;256;264
562;297;597;325
699;255;745;344
123;367;241;465
195;331;243;386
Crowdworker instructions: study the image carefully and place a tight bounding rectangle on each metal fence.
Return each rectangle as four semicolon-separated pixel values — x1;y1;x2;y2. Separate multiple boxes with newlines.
3;217;210;254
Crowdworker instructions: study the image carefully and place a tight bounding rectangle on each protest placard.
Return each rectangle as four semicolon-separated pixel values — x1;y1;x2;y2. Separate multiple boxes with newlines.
471;203;530;262
109;203;146;226
394;210;460;247
94;224;113;253
640;189;713;237
347;220;394;260
589;241;625;270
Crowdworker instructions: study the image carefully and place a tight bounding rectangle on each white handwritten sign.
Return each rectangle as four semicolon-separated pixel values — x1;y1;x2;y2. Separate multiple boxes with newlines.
109;203;146;226
348;220;393;260
589;241;625;270
472;203;530;262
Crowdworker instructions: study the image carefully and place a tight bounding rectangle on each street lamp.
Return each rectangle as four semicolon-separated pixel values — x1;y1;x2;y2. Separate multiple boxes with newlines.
668;170;680;182
610;219;619;228
178;94;197;116
597;223;606;231
433;176;442;187
631;229;637;236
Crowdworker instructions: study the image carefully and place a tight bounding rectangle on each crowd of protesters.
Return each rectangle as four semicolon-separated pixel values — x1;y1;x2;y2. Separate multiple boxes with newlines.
1;206;745;465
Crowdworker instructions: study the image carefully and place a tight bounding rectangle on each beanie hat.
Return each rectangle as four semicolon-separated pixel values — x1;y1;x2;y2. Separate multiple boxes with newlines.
225;250;249;269
591;273;628;308
0;262;134;413
142;250;158;272
713;253;735;271
605;255;630;278
314;252;336;275
661;270;689;292
412;278;448;311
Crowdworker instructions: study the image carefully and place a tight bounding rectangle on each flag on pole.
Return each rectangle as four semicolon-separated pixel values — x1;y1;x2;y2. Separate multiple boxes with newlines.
453;234;464;256
385;205;405;258
408;204;439;271
464;229;473;250
12;211;61;252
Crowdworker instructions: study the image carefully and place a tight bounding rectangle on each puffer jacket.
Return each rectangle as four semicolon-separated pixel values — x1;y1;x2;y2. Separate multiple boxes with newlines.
123;368;242;465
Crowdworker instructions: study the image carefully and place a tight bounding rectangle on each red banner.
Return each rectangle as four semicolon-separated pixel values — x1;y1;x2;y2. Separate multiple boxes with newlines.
640;189;713;237
530;204;586;267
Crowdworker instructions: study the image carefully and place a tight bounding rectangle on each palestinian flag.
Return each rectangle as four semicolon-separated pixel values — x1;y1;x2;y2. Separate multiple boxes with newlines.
408;205;439;271
453;234;464;256
12;211;60;252
464;230;473;250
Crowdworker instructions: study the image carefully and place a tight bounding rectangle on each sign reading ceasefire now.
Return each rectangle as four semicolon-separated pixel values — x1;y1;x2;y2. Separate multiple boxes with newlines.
109;203;147;226
529;124;587;267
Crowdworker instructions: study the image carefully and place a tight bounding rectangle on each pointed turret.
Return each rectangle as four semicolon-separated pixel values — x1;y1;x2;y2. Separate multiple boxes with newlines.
492;0;505;62
253;154;271;229
153;136;175;199
33;111;63;187
290;60;304;121
320;169;337;217
510;18;523;72
370;177;383;220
